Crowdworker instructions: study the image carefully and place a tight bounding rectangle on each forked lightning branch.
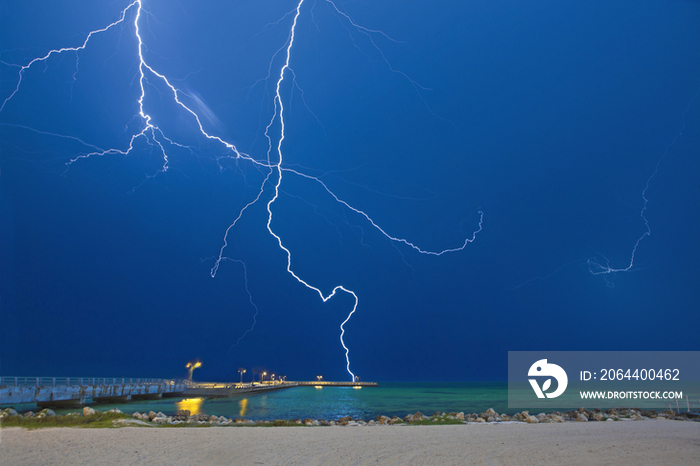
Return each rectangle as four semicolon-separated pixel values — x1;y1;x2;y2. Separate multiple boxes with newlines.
0;0;483;380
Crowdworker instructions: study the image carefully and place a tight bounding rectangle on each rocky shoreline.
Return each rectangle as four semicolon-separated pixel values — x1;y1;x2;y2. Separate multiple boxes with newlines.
2;406;698;427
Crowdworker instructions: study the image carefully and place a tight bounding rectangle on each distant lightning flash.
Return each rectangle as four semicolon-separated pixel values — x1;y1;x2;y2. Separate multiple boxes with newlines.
587;95;698;282
1;0;483;380
224;259;260;351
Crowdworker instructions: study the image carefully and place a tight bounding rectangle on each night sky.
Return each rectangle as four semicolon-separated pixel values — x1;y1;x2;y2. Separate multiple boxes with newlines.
1;1;699;383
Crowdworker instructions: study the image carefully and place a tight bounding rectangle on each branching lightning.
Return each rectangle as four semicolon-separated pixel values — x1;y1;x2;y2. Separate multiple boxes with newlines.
587;95;698;282
1;0;483;380
224;259;260;351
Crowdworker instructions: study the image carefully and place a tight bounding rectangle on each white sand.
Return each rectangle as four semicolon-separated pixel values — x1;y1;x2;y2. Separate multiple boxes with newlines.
2;420;699;465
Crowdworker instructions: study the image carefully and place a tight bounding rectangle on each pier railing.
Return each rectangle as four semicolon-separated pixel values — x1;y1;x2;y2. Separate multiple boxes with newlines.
0;376;187;407
0;377;176;387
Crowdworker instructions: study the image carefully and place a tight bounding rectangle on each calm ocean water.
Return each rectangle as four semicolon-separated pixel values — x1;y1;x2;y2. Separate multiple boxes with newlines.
22;383;511;420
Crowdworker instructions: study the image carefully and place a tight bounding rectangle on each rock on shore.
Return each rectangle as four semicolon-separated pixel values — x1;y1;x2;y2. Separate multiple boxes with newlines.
2;406;697;426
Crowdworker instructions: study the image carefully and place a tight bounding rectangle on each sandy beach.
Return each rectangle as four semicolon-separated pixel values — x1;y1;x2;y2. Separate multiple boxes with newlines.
2;420;698;465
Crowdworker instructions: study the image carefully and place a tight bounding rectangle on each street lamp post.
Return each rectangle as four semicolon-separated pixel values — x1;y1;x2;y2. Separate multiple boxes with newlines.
186;361;202;381
238;368;246;384
261;371;267;384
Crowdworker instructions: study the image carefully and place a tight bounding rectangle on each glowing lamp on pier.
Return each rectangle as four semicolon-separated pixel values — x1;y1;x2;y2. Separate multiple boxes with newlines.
186;360;202;381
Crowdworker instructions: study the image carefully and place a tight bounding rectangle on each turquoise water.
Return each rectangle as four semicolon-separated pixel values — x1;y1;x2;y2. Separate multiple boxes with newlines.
13;383;512;420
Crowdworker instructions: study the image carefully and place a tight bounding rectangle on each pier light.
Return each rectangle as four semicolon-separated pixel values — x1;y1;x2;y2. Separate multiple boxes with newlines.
186;361;202;381
316;375;323;381
261;371;267;383
238;368;246;384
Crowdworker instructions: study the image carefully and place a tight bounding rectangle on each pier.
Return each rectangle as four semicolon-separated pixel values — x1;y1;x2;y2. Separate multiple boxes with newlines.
0;377;377;408
182;382;299;398
0;377;187;408
182;380;377;397
291;381;378;387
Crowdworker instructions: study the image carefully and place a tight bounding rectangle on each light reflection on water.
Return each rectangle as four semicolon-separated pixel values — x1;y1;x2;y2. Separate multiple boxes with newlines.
175;398;204;415
21;383;509;420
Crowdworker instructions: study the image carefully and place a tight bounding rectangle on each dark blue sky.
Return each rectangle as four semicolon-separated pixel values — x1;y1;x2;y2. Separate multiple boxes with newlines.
1;0;699;382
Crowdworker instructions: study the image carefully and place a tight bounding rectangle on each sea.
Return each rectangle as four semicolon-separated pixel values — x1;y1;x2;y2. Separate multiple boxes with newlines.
15;383;513;420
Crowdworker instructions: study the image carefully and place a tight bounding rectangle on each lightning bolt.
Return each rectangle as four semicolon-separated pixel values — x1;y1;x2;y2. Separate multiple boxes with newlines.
587;95;698;282
1;0;483;380
224;259;260;351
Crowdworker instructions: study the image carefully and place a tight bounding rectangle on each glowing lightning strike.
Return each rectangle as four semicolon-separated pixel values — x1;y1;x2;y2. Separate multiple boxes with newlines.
261;0;364;379
73;1;262;173
0;4;134;113
214;0;483;379
1;1;484;381
587;95;698;281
